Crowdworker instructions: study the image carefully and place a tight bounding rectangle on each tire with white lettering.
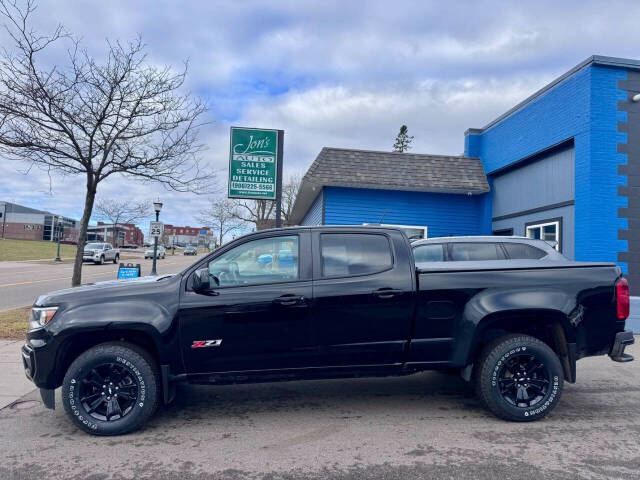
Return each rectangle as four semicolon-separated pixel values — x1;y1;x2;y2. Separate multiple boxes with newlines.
62;342;160;435
474;334;563;422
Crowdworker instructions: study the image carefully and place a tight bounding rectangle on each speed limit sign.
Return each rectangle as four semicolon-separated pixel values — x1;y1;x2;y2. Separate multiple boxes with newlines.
149;221;164;238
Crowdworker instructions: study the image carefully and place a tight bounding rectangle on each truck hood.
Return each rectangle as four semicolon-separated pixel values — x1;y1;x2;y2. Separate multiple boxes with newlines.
34;274;178;307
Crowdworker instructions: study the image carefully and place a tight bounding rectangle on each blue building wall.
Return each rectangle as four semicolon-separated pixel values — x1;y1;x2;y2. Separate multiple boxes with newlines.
301;191;323;226
465;63;629;271
323;186;485;237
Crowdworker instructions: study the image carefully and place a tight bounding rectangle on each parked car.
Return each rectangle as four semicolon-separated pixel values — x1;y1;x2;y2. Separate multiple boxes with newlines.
412;236;565;263
183;246;198;256
144;245;165;259
23;226;633;435
82;242;119;265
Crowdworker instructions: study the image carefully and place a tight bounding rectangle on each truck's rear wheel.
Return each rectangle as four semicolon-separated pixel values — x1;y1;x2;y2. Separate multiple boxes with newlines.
62;343;160;435
475;334;563;422
113;254;119;264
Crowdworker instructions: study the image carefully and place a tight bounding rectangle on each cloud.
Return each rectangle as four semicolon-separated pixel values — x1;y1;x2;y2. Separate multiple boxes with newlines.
2;0;640;232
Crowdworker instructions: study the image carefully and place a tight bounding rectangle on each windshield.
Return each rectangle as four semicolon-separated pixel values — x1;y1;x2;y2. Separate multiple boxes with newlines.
85;243;104;249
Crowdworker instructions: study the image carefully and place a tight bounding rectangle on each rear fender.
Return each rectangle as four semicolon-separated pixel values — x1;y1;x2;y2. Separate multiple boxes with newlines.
450;287;576;367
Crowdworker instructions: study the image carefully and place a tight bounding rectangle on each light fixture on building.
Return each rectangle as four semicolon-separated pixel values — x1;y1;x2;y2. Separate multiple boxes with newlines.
633;93;640;102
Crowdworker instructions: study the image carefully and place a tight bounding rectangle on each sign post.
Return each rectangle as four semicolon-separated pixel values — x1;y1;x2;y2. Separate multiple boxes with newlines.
149;220;163;275
228;127;283;228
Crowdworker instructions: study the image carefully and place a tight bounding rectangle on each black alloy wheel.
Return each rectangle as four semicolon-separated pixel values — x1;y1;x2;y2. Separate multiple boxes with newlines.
62;342;160;435
475;334;563;421
496;353;550;408
78;363;139;422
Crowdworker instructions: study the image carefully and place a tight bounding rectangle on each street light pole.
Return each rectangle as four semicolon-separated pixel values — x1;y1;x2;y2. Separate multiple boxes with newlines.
54;216;62;262
151;200;163;275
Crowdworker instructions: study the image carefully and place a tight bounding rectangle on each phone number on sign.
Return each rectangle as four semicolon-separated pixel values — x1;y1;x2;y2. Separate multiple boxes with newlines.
230;182;275;191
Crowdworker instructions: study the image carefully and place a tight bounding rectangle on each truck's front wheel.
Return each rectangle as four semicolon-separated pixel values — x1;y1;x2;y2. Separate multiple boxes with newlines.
62;343;160;435
475;334;563;422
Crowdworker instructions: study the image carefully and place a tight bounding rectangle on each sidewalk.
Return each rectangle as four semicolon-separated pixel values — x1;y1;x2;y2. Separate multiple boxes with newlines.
0;339;35;409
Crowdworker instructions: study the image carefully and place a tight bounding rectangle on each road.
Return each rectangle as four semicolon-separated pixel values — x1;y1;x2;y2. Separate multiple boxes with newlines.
0;252;199;311
1;343;639;480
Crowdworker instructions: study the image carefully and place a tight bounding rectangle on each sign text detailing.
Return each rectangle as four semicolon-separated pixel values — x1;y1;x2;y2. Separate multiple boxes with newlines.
228;127;278;200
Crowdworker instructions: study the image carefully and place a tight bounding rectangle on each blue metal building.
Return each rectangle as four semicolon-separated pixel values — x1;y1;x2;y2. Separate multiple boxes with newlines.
290;55;640;294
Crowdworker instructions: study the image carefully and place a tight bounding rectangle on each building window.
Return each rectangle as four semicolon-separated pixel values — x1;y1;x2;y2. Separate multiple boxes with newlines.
363;223;428;241
525;219;561;251
493;228;513;236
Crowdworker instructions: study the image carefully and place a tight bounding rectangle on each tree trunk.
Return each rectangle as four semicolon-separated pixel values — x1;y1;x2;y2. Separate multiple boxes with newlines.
72;179;97;287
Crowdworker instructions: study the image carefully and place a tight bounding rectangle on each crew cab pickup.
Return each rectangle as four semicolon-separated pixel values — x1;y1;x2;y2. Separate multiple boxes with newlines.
22;226;634;435
82;242;120;265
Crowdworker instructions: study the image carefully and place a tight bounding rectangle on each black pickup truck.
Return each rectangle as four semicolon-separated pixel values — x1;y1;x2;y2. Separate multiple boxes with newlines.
22;226;634;435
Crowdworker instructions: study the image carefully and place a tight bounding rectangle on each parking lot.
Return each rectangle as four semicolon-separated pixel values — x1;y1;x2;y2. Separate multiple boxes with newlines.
1;342;638;480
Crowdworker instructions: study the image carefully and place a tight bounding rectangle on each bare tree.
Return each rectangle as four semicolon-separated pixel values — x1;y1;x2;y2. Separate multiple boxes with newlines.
280;175;301;226
0;1;214;285
196;198;242;247
231;199;275;231
94;198;150;246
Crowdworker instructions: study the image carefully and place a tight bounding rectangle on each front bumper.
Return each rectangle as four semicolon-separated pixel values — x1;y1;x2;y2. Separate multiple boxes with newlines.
609;330;635;362
22;342;57;409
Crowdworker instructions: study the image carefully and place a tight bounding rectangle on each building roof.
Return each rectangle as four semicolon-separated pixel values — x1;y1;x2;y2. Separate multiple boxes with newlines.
466;55;640;134
290;147;490;224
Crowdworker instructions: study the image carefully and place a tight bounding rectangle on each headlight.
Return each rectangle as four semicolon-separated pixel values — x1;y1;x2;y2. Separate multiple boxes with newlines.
29;307;58;330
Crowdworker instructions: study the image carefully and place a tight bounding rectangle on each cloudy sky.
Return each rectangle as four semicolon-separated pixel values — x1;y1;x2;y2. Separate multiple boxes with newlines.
2;0;640;231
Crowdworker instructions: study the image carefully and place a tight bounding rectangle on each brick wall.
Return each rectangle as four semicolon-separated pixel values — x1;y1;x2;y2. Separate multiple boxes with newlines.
2;222;44;240
465;62;630;275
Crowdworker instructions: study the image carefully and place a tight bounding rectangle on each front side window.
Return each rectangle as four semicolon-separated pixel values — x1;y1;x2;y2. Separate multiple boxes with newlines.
321;233;392;277
449;243;504;261
413;244;445;262
526;221;560;251
207;235;299;287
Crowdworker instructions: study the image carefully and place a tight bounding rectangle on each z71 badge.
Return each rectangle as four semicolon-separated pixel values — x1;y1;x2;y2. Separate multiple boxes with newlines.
191;339;223;348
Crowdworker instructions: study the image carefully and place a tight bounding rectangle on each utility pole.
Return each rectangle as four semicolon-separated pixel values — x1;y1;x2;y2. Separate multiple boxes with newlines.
275;130;284;228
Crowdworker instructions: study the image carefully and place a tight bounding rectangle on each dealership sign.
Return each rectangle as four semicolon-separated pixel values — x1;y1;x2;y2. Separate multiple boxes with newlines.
228;127;278;200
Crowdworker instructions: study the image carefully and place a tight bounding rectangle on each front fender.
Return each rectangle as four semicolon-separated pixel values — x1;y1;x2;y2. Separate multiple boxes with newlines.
450;287;576;366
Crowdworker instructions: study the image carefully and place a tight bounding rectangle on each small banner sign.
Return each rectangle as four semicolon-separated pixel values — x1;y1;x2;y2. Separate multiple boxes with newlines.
228;127;278;200
117;263;142;279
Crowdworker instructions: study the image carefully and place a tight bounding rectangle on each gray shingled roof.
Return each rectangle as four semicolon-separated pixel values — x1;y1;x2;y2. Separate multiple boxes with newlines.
290;147;489;224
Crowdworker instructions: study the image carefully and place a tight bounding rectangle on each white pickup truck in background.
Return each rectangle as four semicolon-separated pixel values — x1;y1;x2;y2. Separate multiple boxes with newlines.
82;242;120;265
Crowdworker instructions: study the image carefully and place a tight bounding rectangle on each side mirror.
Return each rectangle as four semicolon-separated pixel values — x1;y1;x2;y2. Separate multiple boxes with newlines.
192;268;211;293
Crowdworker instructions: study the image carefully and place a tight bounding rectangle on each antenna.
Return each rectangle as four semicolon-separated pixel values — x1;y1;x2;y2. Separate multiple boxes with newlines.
378;210;390;224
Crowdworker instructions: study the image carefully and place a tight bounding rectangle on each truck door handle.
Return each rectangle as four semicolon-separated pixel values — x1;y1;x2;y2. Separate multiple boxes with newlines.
373;288;403;299
273;294;305;306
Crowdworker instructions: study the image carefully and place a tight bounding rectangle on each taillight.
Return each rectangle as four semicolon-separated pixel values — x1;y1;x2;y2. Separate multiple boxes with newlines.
616;278;630;320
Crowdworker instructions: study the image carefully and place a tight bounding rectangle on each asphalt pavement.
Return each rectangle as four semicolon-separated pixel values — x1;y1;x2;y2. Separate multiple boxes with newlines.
1;342;639;480
0;252;200;311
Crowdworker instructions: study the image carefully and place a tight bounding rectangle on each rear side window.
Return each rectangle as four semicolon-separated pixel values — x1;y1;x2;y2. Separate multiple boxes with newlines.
413;244;445;262
321;233;392;277
502;243;546;260
449;243;504;261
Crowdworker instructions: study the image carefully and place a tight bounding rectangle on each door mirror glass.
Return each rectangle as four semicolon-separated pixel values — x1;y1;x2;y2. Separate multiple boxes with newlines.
192;268;211;293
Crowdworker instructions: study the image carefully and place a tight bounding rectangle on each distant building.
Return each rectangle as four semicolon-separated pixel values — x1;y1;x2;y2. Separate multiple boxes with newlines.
0;201;79;242
162;225;212;246
86;222;144;246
